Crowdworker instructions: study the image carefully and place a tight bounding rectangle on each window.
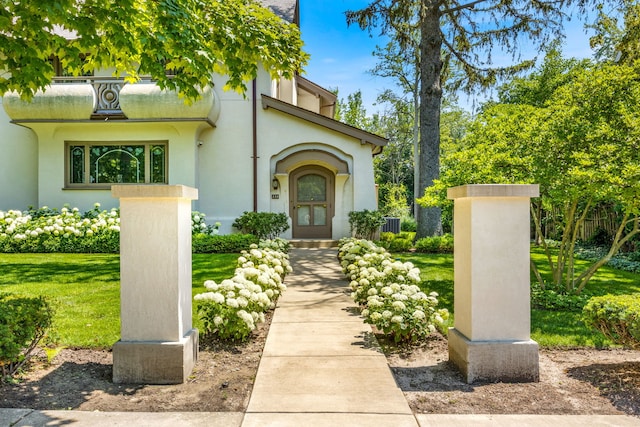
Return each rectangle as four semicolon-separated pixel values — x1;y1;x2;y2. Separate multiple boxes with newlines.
48;55;93;77
65;141;168;188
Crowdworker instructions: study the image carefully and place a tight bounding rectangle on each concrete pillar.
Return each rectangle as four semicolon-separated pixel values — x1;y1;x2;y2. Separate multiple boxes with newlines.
111;185;199;384
447;184;540;383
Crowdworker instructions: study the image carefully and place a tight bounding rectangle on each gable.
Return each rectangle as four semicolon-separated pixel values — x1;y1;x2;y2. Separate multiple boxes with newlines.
261;95;387;154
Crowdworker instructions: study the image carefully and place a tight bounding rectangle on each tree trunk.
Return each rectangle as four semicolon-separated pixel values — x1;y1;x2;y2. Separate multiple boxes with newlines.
413;85;420;219
416;3;443;238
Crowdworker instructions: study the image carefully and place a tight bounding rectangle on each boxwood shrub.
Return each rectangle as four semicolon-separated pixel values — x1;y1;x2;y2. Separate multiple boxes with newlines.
583;294;640;348
414;234;454;253
1;293;55;379
192;233;259;253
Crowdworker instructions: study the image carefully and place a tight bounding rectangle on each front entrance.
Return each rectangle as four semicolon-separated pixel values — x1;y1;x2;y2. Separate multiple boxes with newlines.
290;166;334;238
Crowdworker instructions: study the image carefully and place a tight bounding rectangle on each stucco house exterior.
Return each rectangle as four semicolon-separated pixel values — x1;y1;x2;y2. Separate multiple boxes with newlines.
0;0;386;240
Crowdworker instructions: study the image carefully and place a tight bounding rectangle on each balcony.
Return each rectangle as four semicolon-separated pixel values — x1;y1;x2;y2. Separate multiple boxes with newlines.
2;77;219;125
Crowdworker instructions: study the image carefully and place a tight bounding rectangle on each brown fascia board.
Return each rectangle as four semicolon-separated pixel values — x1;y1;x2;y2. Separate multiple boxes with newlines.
261;95;388;151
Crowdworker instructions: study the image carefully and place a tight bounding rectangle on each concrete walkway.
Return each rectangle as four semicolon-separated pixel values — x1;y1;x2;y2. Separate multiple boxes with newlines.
3;248;640;426
243;248;417;427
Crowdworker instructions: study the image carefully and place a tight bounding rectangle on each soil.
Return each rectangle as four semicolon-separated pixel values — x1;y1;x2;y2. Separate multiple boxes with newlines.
383;334;640;416
0;312;273;413
2;319;640;417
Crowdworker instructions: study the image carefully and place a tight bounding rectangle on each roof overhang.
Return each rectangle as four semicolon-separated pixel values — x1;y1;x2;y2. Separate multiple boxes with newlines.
261;95;387;154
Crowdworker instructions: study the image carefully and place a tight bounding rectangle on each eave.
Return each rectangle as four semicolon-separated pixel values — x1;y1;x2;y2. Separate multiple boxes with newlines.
261;95;387;154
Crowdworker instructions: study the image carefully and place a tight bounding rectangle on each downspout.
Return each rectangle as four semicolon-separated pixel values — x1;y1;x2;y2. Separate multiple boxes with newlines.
252;78;258;212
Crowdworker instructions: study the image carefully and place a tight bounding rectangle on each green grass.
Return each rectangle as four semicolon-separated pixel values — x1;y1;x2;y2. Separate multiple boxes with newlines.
0;253;238;348
397;247;640;348
6;247;640;349
395;253;455;332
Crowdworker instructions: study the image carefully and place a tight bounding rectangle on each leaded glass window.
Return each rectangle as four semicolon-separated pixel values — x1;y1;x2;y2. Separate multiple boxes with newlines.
297;174;326;202
66;141;167;187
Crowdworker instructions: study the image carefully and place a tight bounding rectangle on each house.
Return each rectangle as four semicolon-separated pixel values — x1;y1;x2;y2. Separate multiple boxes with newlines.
0;0;386;240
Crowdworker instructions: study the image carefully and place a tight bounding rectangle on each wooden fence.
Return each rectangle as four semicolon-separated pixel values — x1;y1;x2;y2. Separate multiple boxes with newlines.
537;204;622;243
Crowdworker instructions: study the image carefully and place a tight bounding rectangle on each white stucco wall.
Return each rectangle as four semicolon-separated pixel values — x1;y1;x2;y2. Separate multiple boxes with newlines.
197;69;379;238
22;121;200;212
0;98;38;210
196;75;257;234
0;68;380;240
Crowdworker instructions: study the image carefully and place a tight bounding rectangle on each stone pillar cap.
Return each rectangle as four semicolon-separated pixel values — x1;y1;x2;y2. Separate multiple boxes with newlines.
447;184;539;200
112;184;198;200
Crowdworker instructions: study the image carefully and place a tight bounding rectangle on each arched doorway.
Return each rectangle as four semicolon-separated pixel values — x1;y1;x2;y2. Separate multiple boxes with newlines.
290;165;334;238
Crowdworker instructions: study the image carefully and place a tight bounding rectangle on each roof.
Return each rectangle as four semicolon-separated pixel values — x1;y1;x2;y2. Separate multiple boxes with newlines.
261;95;387;154
295;75;337;104
258;0;299;24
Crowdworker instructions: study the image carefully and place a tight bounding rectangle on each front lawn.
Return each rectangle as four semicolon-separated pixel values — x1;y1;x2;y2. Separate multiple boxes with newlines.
397;246;640;347
0;253;238;348
4;248;640;349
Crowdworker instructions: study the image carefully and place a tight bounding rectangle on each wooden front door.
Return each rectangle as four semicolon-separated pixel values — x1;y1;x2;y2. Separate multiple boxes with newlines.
290;166;334;238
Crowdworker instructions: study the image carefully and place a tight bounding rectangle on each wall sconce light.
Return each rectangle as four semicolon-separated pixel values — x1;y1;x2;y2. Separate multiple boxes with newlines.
272;176;279;190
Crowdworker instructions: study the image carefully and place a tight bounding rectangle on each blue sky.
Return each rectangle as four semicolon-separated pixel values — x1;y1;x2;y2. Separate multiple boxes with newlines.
298;1;599;113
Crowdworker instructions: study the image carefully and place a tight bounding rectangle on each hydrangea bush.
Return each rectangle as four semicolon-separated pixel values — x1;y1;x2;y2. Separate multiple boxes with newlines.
0;205;221;253
195;240;292;341
338;238;449;343
192;211;220;235
0;205;121;253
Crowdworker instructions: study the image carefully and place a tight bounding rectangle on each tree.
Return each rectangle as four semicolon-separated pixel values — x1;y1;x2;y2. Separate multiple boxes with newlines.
497;42;590;108
372;92;415;189
335;90;372;130
422;61;640;294
589;0;640;64
370;37;421;218
0;0;308;100
346;0;596;238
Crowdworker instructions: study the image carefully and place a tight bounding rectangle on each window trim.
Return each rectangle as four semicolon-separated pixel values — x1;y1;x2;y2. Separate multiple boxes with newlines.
64;141;169;189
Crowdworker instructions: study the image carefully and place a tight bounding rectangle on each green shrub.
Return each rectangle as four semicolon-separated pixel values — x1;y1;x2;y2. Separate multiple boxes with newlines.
362;284;448;343
0;293;55;379
195;243;291;341
0;205;223;254
387;238;413;253
378;232;415;253
232;212;289;240
400;217;417;232
338;238;449;343
415;234;454;253
348;210;386;240
531;283;592;312
256;238;291;253
583;294;640;348
192;233;258;253
379;232;395;243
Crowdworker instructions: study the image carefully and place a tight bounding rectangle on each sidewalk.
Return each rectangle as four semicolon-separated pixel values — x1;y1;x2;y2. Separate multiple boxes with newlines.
242;247;417;426
3;248;640;426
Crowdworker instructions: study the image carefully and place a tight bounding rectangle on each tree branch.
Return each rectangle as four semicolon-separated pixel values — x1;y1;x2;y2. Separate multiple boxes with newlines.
441;0;490;15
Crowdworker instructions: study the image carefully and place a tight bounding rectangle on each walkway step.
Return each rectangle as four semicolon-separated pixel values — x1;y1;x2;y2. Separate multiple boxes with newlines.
244;248;417;426
288;239;338;249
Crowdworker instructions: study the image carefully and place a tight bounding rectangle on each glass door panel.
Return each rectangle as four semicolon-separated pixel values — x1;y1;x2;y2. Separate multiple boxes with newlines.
298;174;326;201
313;205;326;226
297;205;310;226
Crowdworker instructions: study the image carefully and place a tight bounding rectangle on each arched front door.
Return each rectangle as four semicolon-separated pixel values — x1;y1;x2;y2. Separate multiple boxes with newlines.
290;166;334;238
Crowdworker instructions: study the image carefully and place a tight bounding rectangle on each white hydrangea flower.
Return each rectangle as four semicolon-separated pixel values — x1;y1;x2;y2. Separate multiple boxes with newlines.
392;301;406;311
